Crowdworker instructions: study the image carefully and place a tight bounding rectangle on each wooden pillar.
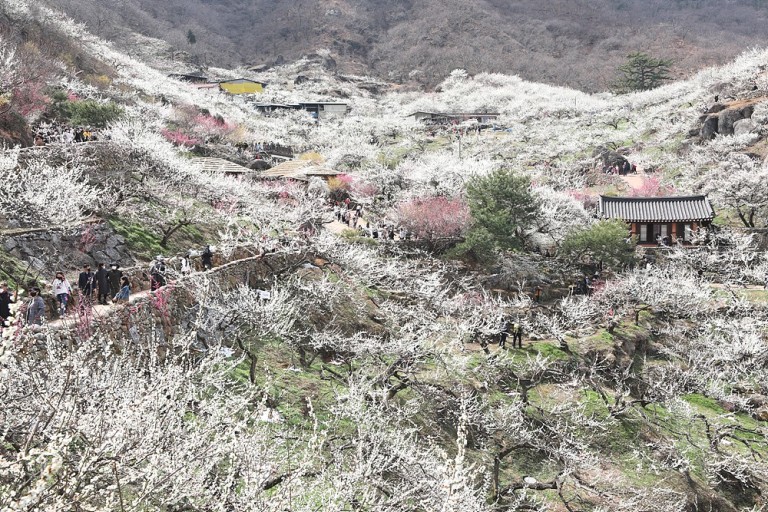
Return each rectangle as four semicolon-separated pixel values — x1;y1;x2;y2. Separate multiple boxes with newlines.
630;222;638;236
671;223;678;243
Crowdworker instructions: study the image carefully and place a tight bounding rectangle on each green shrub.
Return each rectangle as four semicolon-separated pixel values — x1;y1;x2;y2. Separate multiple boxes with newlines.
64;100;123;128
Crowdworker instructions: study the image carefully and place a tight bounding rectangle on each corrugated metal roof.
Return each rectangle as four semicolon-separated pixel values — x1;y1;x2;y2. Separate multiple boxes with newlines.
599;195;715;222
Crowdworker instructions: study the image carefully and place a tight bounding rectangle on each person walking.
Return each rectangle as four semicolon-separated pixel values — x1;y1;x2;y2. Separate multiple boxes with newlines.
150;256;167;291
201;245;213;270
180;252;192;275
52;272;72;317
0;281;14;327
513;321;524;348
95;263;110;305
113;276;131;303
498;317;511;349
78;264;95;303
107;264;123;300
26;287;45;326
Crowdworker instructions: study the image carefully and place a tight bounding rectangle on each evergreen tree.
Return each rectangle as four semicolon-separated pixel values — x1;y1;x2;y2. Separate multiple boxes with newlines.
186;29;197;45
561;220;636;268
455;169;538;262
614;52;673;93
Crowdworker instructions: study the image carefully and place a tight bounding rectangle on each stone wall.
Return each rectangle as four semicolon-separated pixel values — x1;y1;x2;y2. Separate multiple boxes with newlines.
46;251;312;350
2;222;136;277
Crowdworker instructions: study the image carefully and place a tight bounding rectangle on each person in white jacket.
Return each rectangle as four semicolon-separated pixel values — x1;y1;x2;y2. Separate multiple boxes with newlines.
52;271;72;318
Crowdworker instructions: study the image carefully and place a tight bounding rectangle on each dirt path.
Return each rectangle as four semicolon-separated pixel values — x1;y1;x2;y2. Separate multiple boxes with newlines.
44;289;154;330
325;220;355;235
621;174;647;191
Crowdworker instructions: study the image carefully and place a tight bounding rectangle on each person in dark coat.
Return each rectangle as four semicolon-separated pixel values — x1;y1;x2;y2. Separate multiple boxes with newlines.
78;264;95;302
0;281;14;326
201;245;213;270
498;318;511;349
95;263;110;305
26;287;45;326
150;256;167;291
107;264;123;300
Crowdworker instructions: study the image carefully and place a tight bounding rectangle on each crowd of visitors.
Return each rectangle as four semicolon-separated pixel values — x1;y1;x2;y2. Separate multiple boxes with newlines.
602;160;636;175
333;202;414;242
0;244;221;328
33;122;98;146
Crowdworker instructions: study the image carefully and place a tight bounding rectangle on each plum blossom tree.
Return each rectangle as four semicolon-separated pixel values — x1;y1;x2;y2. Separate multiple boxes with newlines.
397;195;470;241
0;148;100;226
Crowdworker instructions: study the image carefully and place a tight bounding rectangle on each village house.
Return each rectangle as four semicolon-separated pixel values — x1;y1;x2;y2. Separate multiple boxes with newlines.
168;73;209;83
297;102;349;120
258;159;339;182
191;157;254;178
598;195;716;246
253;103;296;114
407;111;500;125
219;78;266;94
253;102;350;121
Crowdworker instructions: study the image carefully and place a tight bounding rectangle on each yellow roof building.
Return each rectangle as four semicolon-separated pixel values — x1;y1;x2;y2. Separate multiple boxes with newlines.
219;78;265;94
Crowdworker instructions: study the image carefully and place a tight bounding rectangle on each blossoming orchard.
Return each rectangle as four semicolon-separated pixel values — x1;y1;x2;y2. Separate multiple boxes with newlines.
1;0;768;510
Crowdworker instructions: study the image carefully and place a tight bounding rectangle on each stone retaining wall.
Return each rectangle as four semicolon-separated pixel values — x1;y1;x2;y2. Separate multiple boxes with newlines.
44;250;311;350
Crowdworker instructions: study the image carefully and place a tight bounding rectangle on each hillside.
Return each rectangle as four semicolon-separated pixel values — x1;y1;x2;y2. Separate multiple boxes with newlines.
39;0;768;90
2;0;768;511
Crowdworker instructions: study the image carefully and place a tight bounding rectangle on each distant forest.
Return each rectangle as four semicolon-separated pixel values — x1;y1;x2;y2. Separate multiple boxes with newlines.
42;0;768;90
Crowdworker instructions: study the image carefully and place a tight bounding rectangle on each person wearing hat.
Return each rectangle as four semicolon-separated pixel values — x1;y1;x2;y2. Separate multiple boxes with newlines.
107;263;123;302
26;287;45;325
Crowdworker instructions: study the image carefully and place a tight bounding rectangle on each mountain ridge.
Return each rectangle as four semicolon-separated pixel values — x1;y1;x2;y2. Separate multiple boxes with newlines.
40;0;768;91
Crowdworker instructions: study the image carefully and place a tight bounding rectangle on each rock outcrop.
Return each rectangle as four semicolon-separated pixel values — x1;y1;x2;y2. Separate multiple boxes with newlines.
698;98;765;140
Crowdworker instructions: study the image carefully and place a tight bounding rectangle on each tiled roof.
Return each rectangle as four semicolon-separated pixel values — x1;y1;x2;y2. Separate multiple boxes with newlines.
599;195;715;222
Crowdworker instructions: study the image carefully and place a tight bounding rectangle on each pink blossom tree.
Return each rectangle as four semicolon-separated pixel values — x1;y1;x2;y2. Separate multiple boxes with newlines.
629;175;676;197
397;196;470;242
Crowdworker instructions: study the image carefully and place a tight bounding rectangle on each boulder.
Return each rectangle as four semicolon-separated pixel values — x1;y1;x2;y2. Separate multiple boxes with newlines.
700;115;719;140
733;118;759;136
706;103;727;114
323;56;337;72
755;407;768;422
746;394;768;408
596;150;628;169
718;109;745;136
249;160;271;171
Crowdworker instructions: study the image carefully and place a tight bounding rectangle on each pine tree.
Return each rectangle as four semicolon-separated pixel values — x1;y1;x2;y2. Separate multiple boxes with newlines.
186;29;197;45
614;52;672;93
